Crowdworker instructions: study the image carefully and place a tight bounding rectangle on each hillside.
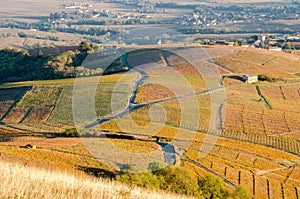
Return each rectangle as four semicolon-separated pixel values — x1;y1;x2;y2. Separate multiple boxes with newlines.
0;42;102;83
0;160;193;199
0;46;300;199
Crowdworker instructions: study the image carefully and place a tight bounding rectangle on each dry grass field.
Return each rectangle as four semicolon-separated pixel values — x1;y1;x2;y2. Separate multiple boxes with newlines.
0;160;193;199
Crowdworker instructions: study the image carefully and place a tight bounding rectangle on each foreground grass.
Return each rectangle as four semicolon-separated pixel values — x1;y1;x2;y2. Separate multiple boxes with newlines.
0;160;193;199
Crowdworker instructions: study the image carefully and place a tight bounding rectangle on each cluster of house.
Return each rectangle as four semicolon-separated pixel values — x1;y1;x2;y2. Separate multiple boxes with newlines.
64;2;92;10
91;10;151;20
178;13;218;27
63;2;152;20
178;3;300;29
215;33;300;51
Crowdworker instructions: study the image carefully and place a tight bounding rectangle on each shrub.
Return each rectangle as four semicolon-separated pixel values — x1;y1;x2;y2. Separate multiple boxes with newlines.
164;166;200;196
198;175;228;199
231;185;252;199
63;128;79;137
116;171;165;190
116;163;231;198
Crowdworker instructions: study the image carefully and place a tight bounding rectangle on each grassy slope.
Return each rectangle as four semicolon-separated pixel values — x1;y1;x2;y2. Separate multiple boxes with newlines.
0;160;192;199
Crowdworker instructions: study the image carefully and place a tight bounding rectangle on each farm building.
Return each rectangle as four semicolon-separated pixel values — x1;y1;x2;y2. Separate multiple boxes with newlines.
268;47;282;52
243;74;258;84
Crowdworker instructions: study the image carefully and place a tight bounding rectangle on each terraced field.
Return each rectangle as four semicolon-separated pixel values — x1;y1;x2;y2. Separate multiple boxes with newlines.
0;87;30;121
214;48;300;79
185;133;300;199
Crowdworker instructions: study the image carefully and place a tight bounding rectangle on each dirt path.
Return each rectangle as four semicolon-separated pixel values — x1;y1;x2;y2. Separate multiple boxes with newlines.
84;53;226;166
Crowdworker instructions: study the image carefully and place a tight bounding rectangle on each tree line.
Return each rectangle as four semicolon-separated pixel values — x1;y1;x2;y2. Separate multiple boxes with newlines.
117;162;252;199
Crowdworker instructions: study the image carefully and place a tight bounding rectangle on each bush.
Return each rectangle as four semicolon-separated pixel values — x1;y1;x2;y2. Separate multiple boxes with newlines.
116;172;165;190
63;128;79;137
258;74;283;82
164;166;200;196
148;162;168;176
231;185;252;199
116;163;236;198
198;175;228;199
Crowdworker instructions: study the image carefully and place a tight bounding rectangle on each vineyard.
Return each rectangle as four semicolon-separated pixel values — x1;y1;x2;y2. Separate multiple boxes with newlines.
214;49;300;79
0;46;300;198
185;134;300;199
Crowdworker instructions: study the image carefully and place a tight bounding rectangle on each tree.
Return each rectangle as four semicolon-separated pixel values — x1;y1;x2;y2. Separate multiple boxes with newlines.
78;41;93;54
148;162;168;176
198;175;228;199
231;185;252;199
37;49;44;57
250;35;258;41
164;166;199;196
116;171;165;190
233;40;240;46
259;41;266;48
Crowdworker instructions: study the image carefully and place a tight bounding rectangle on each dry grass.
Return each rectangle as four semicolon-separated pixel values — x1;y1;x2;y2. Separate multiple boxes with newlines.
0;160;193;199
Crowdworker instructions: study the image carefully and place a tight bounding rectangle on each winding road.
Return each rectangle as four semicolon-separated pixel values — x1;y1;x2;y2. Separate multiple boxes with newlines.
82;52;236;187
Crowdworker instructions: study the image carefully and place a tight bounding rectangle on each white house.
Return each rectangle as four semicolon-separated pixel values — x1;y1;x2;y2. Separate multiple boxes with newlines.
243;75;258;84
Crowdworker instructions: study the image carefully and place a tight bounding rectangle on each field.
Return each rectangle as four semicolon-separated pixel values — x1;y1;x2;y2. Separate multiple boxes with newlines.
0;87;30;101
23;106;54;123
1;0;300;196
0;73;137;125
16;86;63;108
185;133;300;199
214;48;300;79
0;46;299;198
223;84;300;141
0;73;138;89
0;100;14;119
2;107;30;124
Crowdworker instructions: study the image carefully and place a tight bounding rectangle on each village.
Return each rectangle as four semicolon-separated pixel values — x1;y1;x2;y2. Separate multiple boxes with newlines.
196;33;300;52
177;2;300;28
